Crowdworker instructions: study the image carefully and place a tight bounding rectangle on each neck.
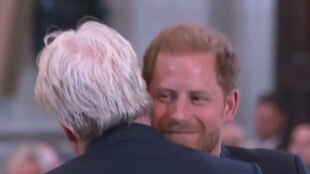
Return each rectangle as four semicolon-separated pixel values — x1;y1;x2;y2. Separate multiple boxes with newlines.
259;134;280;141
72;139;95;155
210;144;221;157
132;114;151;126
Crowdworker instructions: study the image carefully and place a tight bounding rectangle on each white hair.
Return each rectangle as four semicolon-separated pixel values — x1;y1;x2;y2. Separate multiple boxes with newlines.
35;21;152;140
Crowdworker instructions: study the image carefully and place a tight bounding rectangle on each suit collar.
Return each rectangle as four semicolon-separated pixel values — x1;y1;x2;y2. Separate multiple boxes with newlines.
86;123;164;152
220;145;230;158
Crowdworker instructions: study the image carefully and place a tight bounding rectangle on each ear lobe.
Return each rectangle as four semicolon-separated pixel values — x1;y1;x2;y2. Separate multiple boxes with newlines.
224;89;240;124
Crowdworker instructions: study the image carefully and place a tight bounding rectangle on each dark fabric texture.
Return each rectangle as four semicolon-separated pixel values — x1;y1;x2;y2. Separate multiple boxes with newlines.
222;145;309;174
48;124;262;174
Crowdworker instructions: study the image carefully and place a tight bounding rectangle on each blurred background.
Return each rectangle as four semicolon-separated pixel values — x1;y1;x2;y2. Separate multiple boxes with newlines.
0;0;310;173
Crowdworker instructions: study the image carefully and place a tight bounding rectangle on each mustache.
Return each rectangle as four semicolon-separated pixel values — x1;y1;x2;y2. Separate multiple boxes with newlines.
158;119;200;133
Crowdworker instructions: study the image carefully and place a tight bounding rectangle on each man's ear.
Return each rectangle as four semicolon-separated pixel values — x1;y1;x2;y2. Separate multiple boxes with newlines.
61;124;78;143
224;88;240;124
61;124;81;154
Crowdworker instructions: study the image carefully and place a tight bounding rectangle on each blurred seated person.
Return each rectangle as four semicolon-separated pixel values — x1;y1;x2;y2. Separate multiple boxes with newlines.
222;123;246;147
289;124;310;170
251;94;287;150
5;142;62;174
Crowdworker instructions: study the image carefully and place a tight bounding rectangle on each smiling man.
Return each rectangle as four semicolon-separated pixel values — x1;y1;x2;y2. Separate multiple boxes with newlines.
143;24;239;157
143;23;309;174
150;51;234;156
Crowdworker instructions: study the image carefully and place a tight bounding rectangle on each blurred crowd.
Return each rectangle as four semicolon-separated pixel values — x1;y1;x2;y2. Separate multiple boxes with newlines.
222;94;310;170
5;142;62;174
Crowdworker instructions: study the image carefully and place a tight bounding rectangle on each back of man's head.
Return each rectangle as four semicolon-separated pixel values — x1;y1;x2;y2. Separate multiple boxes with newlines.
35;21;152;141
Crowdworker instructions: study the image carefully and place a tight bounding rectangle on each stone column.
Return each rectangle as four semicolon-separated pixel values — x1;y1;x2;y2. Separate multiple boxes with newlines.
209;0;277;137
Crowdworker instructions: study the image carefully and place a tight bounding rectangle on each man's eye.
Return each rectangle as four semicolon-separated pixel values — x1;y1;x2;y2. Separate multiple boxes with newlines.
158;92;172;102
191;95;208;105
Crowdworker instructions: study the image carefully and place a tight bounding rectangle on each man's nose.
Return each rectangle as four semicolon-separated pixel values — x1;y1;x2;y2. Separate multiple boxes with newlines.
169;96;189;121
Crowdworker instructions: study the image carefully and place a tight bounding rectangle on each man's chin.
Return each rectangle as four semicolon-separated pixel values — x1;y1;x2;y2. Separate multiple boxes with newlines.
165;133;203;151
164;133;219;155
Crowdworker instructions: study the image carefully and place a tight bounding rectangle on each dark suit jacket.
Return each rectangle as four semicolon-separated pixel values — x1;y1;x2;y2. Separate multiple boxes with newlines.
222;145;309;174
48;124;262;174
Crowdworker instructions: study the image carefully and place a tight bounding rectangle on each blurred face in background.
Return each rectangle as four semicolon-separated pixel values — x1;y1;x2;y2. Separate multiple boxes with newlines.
149;53;238;156
222;123;245;147
255;102;285;140
6;160;41;174
289;125;310;168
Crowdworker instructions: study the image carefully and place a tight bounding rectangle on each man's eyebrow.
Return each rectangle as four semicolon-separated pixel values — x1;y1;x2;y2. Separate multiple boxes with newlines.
190;91;208;94
190;91;212;98
156;87;174;92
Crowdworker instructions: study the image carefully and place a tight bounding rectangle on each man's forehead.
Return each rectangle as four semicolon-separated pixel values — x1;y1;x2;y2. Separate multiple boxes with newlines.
156;52;214;69
154;53;217;78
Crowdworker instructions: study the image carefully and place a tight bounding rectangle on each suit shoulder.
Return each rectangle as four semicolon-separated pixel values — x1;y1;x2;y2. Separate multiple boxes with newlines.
46;156;91;174
174;145;261;174
223;146;309;174
224;145;296;160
